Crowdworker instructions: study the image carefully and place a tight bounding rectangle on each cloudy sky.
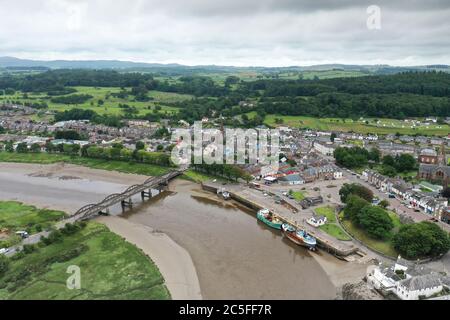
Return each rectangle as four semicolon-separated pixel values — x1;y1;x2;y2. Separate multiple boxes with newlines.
1;0;449;66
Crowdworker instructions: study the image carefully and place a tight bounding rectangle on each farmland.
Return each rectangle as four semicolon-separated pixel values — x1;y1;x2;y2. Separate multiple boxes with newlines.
0;86;192;117
263;115;450;136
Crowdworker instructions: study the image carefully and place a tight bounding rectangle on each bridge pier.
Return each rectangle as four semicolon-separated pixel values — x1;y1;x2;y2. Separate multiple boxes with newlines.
141;189;152;200
98;208;110;216
121;198;133;209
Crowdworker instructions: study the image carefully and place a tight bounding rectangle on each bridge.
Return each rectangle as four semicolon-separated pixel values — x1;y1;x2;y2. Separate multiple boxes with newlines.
71;169;184;221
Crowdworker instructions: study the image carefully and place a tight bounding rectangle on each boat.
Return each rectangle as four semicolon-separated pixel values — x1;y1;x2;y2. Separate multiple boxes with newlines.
222;191;231;200
217;188;231;200
281;223;317;251
257;209;283;230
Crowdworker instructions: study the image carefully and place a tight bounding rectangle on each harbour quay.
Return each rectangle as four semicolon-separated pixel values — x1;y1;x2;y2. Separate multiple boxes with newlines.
202;181;362;258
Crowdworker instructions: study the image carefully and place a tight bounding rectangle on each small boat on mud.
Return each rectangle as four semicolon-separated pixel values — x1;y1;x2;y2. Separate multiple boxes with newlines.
217;189;231;200
281;223;317;251
257;208;283;230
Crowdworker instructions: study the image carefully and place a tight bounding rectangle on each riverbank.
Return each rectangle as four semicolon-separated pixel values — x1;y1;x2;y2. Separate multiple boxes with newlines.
0;152;170;177
0;162;202;300
0;162;368;299
97;216;202;300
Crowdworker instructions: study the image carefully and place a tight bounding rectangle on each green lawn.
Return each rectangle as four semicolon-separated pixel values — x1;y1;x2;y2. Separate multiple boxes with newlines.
319;224;352;241
290;191;306;201
0;152;171;176
314;206;336;223
314;206;352;241
0;201;66;235
263;115;450;136
0;222;170;300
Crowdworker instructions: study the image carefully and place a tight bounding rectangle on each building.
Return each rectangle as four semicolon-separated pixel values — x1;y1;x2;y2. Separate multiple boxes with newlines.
418;149;438;164
307;215;327;227
313;141;336;156
367;256;450;300
279;174;305;185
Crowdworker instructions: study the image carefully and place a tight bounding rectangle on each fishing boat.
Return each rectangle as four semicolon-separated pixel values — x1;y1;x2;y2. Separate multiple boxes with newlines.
281;223;317;251
257;209;283;230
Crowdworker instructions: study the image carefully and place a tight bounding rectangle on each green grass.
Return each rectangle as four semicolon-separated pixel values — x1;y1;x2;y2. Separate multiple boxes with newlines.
290;191;306;201
0;201;66;235
319;224;352;241
0;86;192;118
314;206;336;223
181;169;228;183
339;211;400;257
264;115;450;136
0;222;170;300
314;206;352;241
0;152;171;176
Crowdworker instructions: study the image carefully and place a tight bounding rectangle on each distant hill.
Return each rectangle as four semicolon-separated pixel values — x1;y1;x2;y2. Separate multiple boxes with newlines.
0;56;449;75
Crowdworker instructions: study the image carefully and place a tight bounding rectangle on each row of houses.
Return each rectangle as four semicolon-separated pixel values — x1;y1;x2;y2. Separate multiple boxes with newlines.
362;170;448;219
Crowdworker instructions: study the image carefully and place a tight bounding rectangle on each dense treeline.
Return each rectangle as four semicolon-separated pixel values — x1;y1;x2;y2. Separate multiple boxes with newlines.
53;108;123;127
257;93;450;118
240;71;450;97
50;94;93;104
0;69;228;97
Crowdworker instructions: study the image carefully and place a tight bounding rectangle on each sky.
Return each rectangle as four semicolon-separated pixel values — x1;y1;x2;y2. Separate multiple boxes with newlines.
1;0;449;67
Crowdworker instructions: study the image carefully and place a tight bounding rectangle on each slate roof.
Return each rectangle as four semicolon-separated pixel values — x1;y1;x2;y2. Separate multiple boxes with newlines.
400;273;442;291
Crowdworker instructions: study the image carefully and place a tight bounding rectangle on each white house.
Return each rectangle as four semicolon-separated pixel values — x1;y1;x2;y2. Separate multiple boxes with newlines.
367;256;450;300
307;215;327;227
313;141;335;156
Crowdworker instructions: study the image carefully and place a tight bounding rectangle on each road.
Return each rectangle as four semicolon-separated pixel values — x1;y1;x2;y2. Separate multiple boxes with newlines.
342;169;450;233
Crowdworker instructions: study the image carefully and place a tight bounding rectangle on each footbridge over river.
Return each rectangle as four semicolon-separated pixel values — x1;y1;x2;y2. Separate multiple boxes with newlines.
72;169;184;221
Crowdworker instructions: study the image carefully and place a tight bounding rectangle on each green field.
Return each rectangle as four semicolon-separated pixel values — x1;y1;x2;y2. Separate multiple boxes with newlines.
0;152;171;176
314;206;351;241
0;86;191;117
263;115;450;136
0;222;170;300
0;201;65;235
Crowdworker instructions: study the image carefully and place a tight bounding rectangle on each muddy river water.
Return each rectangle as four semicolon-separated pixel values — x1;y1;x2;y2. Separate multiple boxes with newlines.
0;164;363;299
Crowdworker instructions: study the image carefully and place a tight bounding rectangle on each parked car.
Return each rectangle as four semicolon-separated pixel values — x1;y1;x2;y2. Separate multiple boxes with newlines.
16;231;29;239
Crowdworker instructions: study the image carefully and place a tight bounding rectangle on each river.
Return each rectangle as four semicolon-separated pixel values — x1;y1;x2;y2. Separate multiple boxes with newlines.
0;163;367;299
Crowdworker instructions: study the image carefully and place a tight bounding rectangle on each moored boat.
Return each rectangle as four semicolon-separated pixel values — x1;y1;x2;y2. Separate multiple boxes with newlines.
281;223;317;251
257;209;283;230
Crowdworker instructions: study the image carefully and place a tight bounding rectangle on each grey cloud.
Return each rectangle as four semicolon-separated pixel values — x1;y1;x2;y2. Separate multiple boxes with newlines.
0;0;449;66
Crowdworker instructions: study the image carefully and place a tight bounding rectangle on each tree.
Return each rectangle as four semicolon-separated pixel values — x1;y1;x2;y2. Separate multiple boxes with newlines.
393;222;450;259
330;133;337;142
5;141;14;153
368;148;381;163
378;199;390;209
382;155;395;167
357;206;394;239
395;154;416;172
16;142;28;153
0;255;9;277
344;195;369;223
135;141;145;151
339;183;373;203
30;143;41;153
442;187;450;199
